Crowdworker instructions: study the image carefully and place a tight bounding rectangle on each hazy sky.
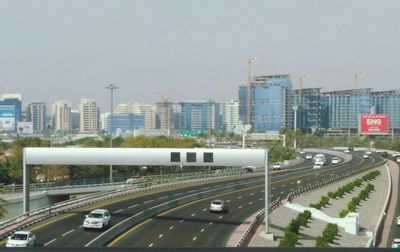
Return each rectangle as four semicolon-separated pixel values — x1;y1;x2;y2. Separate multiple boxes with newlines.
1;0;399;112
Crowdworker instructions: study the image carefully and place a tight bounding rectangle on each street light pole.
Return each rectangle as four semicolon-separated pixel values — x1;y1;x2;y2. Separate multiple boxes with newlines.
106;84;119;183
293;106;298;149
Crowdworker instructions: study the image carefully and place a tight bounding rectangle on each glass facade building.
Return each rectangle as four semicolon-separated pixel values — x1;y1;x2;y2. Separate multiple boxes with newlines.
291;88;323;132
179;101;220;132
106;113;144;135
371;90;400;130
239;75;292;132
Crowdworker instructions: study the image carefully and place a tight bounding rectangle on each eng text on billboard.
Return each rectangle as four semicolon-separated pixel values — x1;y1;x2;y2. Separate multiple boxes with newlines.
359;114;389;135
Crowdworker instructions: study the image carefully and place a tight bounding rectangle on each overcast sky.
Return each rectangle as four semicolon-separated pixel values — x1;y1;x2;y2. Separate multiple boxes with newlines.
1;0;399;112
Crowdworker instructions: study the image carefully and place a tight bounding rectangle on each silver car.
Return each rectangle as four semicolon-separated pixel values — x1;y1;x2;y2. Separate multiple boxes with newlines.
209;199;228;213
83;209;111;230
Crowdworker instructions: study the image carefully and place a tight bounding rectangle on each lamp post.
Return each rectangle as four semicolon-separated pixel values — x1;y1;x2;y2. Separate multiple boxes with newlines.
106;84;119;183
293;106;298;149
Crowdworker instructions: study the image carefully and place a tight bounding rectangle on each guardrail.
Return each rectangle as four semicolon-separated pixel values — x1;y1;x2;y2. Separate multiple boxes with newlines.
233;155;387;247
235;197;282;247
0;168;261;239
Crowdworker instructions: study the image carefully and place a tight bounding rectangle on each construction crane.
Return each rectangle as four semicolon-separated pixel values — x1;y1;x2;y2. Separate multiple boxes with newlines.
246;57;256;126
293;74;308;106
354;72;365;90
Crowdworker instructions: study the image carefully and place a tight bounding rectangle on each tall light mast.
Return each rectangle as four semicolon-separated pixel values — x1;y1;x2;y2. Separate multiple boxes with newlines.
246;57;256;126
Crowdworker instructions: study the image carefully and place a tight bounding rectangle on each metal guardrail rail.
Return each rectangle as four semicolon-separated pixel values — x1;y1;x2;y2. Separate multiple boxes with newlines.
0;168;261;239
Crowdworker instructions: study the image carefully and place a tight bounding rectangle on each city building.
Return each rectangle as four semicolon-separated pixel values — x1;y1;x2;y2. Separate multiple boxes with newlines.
71;110;80;132
79;98;99;133
25;102;47;133
322;89;371;131
220;100;240;134
0;94;22;132
371;90;400;133
239;75;292;132
155;101;174;132
114;103;155;130
104;113;144;136
52;100;72;133
179;100;220;133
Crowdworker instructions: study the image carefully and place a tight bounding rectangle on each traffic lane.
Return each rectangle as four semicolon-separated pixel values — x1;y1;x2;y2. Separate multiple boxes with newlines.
22;175;264;247
109;184;267;247
387;161;400;247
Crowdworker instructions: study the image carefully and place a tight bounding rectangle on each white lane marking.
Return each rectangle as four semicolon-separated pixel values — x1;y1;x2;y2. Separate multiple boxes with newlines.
237;196;242;199
128;204;139;209
62;229;74;237
174;193;183;196
290;182;294;185
272;187;276;189
191;213;196;217
261;190;265;192
259;198;263;201
113;209;124;213
209;222;213;225
226;200;231;203
249;193;254;196
193;237;197;241
281;185;286;187
149;243;154;247
203;208;207;211
238;206;243;209
188;190;198;193
249;202;253;205
290;189;294;191
180;219;185;223
144;200;154;204
169;226;174;230
159;196;169;200
201;228;205;232
159;234;163;238
218;216;223;219
280;191;284;194
44;239;57;247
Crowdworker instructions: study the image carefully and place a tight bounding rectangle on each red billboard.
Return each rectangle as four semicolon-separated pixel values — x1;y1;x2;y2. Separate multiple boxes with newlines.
359;114;389;135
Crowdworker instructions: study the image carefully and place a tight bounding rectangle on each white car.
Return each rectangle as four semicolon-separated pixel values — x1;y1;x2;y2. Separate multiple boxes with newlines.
6;231;36;247
363;154;369;159
397;216;400;225
305;154;313;160
83;209;111;230
344;149;350;153
209;199;228;213
331;157;341;164
299;150;306;154
392;239;400;248
365;150;372;155
272;163;284;170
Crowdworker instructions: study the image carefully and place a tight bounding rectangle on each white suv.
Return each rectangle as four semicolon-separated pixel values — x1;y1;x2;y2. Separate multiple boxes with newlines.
83;209;111;230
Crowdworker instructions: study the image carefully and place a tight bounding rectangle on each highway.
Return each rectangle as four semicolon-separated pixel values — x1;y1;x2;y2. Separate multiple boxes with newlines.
0;151;384;247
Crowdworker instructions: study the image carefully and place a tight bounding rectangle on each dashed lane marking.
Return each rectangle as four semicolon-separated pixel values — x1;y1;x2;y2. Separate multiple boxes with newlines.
193;237;197;241
169;226;174;230
201;228;205;232
144;200;154;204
238;206;243;209
128;204;139;209
218;216;223;219
44;239;57;247
113;209;124;213
191;213;196;217
158;196;169;200
149;243;154;247
158;234;163;238
180;219;185;223
62;229;74;237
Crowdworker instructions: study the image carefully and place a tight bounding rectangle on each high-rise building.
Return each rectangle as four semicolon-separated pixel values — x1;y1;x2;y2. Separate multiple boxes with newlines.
179;101;220;132
239;75;292;132
220;100;240;133
52;100;72;133
25;102;47;133
0;94;22;132
71;110;80;132
104;113;144;135
371;90;400;131
291;88;323;132
155;101;174;131
79;98;99;133
115;103;155;130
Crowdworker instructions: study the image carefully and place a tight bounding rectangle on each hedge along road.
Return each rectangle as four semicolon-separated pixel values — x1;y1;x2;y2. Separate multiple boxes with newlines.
107;153;382;247
0;151;380;247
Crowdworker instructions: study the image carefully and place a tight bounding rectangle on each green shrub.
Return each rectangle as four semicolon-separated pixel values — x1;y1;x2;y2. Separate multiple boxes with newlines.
289;219;301;234
304;210;312;219
310;203;322;210
279;229;298;247
352;197;360;206
354;178;363;187
336;188;345;198
320;196;330;206
297;213;309;227
315;236;329;247
347;201;356;212
340;209;349;218
367;183;374;191
328;191;337;199
323;223;338;243
359;190;368;201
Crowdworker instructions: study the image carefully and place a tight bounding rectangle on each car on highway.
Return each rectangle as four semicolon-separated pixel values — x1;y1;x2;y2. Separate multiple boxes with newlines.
6;231;36;247
365;149;372;155
272;163;284;170
363;154;369;159
331;157;341;164
305;154;313;160
299;149;306;154
83;209;111;230
125;175;144;184
209;199;228;213
344;149;350;153
392;239;400;248
397;216;400;225
242;166;256;172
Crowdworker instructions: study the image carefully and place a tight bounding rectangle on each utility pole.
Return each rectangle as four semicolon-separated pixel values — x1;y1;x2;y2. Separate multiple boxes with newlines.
106;84;119;183
246;57;256;127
